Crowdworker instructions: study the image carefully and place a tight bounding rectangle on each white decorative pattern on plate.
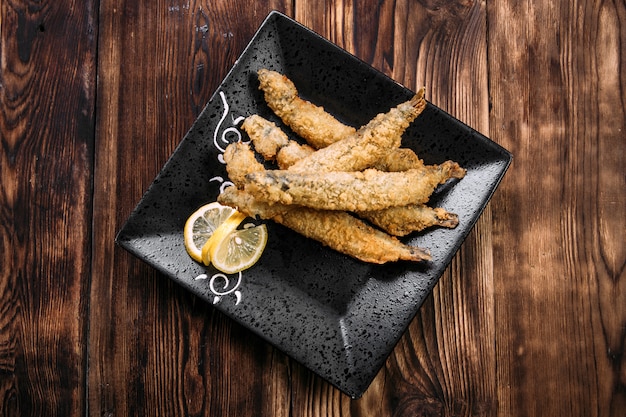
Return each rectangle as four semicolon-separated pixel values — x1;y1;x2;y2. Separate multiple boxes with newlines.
194;90;247;306
194;272;243;305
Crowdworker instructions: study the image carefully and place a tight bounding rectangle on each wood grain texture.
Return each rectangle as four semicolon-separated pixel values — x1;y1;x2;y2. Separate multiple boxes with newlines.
0;0;623;415
0;0;96;415
488;0;625;416
89;0;293;416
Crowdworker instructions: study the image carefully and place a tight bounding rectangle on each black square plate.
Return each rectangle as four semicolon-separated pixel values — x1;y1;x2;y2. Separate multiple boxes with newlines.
116;11;511;398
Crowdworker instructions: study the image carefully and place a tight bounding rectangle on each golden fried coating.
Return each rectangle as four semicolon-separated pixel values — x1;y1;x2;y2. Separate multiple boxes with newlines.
245;108;426;171
288;91;426;173
244;161;466;212
218;187;431;263
257;69;357;149
223;142;265;188
220;143;432;263
372;148;424;172
358;205;459;236
279;144;424;172
237;131;452;234
240;115;289;161
252;70;428;172
239;114;316;170
276;141;316;170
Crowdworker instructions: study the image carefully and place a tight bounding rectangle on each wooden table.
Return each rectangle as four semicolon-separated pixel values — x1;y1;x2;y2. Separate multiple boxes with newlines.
1;0;624;415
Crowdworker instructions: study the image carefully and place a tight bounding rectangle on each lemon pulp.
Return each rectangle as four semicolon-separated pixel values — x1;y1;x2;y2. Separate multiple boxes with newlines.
183;202;238;263
210;224;268;274
184;202;268;273
200;211;247;266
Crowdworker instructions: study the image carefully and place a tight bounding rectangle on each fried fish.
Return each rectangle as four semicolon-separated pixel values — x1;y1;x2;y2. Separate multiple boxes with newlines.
239;114;316;170
288;91;426;173
243;116;424;172
257;69;357;149
236;120;458;235
218;187;431;264
359;205;459;237
240;114;290;161
244;162;466;212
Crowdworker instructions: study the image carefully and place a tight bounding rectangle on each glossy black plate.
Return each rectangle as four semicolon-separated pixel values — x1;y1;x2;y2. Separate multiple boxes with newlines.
116;11;511;398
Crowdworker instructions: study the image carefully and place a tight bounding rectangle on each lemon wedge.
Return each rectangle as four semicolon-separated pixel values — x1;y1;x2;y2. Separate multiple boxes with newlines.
209;223;268;274
183;202;238;263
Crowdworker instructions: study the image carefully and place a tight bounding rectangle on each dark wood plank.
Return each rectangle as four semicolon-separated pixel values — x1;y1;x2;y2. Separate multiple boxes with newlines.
0;0;97;415
85;0;625;415
89;1;293;416
487;0;625;416
295;0;496;414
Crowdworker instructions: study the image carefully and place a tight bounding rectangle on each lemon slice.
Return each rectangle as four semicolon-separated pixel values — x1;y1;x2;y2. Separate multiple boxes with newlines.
200;211;247;266
183;202;239;263
209;223;268;274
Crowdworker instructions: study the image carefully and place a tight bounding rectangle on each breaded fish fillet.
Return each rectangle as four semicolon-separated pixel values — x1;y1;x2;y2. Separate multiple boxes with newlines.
221;142;431;262
372;147;424;172
359;205;459;237
276;141;316;170
229;136;456;236
239;101;427;173
275;145;455;234
240;115;290;161
257;69;357;149
223;141;265;188
279;144;425;172
218;187;431;263
239;114;316;170
234;119;458;236
244;162;466;212
257;69;428;172
288;91;426;174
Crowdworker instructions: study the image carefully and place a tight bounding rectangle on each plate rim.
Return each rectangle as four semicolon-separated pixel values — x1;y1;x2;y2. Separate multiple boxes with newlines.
115;10;512;398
